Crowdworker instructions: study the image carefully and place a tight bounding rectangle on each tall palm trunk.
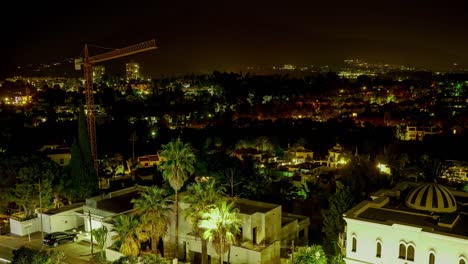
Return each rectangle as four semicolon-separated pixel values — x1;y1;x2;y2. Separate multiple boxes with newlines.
220;237;224;264
175;189;179;260
151;230;158;254
201;238;208;264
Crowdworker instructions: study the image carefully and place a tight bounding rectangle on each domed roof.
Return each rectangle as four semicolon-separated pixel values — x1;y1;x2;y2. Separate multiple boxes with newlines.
329;144;344;153
405;183;457;213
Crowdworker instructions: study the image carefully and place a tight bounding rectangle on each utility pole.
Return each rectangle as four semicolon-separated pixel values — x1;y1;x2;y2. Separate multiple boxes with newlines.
89;210;94;257
129;131;137;162
39;179;44;250
291;240;294;264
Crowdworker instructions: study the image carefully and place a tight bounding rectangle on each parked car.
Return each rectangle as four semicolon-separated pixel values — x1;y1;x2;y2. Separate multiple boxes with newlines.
43;232;78;247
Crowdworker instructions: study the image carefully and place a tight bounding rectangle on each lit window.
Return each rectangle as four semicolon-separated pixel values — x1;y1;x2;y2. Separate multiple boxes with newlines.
429;253;435;264
376;241;382;258
352;237;357;252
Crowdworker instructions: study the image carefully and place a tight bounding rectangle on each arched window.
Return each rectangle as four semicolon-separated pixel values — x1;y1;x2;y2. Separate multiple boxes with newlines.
352;237;357;252
407;245;415;261
429;252;435;264
399;244;406;259
460;259;466;264
376;241;382;258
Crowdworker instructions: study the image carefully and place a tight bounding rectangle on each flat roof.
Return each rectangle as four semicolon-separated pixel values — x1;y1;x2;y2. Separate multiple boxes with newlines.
346;182;468;239
358;207;468;238
96;191;140;213
178;192;279;215
45;203;84;215
234;199;278;215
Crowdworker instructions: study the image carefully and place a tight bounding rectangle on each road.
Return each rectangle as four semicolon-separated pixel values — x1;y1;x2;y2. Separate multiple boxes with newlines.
0;232;92;263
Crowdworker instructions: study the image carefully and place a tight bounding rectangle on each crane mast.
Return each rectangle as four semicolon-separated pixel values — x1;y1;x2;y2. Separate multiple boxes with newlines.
78;39;157;188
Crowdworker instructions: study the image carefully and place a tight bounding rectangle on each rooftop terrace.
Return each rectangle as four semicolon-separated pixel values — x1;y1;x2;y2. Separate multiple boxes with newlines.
345;182;468;239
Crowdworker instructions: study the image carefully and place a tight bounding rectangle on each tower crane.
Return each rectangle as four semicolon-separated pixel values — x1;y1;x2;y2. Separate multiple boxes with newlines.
75;39;157;188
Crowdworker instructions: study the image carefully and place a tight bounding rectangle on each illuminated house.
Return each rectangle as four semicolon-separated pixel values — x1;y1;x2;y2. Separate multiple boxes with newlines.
327;143;349;168
234;147;263;161
285;145;314;164
165;196;310;264
126;62;140;81
400;125;442;141
137;154;162;168
80;186;144;249
39;144;71;166
342;182;468;264
82;186;310;263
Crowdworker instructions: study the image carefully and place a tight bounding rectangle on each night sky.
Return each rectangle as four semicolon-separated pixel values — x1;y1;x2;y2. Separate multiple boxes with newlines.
2;0;468;77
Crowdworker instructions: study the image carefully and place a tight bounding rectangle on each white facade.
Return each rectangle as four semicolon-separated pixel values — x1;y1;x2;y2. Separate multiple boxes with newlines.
81;186;142;248
38;206;84;234
342;183;468;264
9;217;41;237
164;196;309;264
344;218;468;264
10;204;84;236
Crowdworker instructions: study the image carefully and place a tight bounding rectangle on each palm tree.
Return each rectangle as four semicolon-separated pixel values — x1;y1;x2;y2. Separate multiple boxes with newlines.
158;138;196;259
416;154;444;182
131;186;172;255
112;214;141;257
199;200;241;264
183;180;226;264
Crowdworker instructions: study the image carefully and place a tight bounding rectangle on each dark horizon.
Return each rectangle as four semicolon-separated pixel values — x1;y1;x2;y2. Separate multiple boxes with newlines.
2;0;468;78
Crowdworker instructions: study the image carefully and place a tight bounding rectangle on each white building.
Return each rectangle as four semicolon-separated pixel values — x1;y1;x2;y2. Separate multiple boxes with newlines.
164;193;310;264
398;125;442;141
81;186;142;248
342;182;468;264
9;203;84;237
38;203;84;234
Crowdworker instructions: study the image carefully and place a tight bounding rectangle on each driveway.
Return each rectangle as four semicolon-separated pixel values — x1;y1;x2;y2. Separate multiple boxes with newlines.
0;232;94;263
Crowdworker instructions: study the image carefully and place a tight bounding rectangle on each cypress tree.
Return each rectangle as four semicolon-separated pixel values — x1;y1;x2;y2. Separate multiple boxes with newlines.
64;106;98;201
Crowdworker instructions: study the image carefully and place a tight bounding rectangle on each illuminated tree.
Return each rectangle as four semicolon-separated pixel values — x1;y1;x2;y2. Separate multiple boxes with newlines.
8;178;53;218
183;180;226;264
255;136;274;154
158;138;196;259
92;226;108;262
112;214;141;257
288;245;327;264
131;186;172;254
6;154;57;217
199;200;241;264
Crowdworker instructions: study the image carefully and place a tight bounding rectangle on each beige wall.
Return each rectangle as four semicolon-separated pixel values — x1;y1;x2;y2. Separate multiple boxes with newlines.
265;206;282;243
166;198;287;264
